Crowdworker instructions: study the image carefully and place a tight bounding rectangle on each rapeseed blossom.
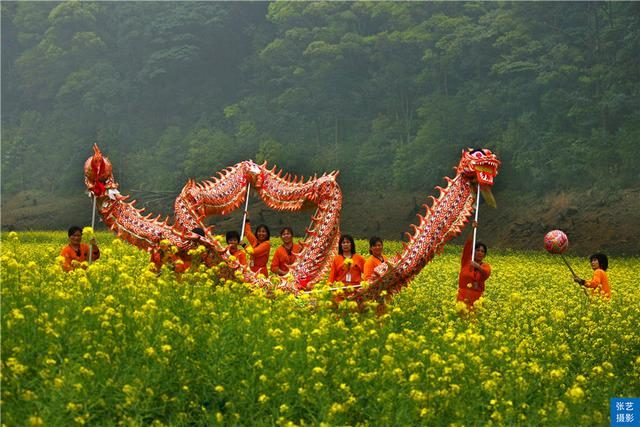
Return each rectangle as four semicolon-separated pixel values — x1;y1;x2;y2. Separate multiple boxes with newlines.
82;226;94;241
1;231;638;426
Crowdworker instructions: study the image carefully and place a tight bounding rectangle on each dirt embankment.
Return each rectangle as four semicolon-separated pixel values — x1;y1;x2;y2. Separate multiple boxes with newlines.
478;188;640;256
3;187;639;256
339;187;640;256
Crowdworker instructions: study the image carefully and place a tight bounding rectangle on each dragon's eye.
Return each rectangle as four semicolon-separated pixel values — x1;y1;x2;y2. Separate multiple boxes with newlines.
470;149;484;158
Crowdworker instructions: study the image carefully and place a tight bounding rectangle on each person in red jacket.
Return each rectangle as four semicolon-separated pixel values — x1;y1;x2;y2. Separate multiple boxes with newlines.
271;227;302;276
60;226;100;272
456;232;491;309
574;253;610;299
243;217;271;276
328;234;365;285
363;236;387;281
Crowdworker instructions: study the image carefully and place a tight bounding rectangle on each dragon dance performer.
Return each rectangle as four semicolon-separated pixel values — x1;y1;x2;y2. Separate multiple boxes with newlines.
150;239;178;272
151;228;211;273
328;234;365;285
60;226;100;272
243;215;271;276
189;227;217;269
363;236;387;281
150;242;195;273
225;230;248;267
573;253;611;299
457;230;491;309
271;227;302;277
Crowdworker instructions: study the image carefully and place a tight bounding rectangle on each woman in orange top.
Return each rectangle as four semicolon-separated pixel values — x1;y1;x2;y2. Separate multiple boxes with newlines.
328;234;365;285
190;227;218;269
271;227;302;276
574;253;610;299
60;226;100;272
363;236;387;281
226;230;247;267
457;233;491;309
243;217;271;276
151;228;211;273
150;240;178;272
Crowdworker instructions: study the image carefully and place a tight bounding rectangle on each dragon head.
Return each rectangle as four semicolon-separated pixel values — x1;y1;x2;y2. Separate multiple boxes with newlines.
245;160;264;189
84;144;115;197
456;148;501;208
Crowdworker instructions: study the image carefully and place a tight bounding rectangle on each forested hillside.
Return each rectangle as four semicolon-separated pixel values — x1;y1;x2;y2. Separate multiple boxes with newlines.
2;2;639;252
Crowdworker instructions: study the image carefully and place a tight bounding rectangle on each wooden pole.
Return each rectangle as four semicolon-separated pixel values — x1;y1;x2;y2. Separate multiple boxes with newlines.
471;183;481;262
88;195;97;264
240;183;251;241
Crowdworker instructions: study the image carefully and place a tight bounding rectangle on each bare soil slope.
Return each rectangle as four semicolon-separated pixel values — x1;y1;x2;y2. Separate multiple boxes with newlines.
340;187;640;256
3;187;639;256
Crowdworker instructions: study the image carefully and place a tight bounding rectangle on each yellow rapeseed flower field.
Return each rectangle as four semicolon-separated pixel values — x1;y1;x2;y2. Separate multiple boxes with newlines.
1;231;639;426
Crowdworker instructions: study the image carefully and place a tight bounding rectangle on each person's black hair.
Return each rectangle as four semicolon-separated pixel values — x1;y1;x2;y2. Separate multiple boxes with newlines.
68;226;82;237
338;234;356;256
192;227;205;237
226;230;240;243
475;242;487;255
255;224;271;241
369;236;383;255
280;226;294;236
589;253;608;271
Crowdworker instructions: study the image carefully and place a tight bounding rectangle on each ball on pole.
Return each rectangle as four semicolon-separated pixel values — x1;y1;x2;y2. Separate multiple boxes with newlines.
544;230;569;254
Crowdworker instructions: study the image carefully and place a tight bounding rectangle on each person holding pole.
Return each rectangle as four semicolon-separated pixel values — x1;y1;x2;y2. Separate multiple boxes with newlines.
60;226;100;272
456;222;491;309
573;253;610;300
243;215;271;276
456;184;491;309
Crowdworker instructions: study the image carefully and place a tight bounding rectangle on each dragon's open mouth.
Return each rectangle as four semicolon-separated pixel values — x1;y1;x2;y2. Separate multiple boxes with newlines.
474;162;499;186
473;160;500;208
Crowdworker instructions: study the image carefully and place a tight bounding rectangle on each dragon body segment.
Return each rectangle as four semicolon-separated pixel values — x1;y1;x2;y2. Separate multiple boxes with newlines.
84;145;342;291
256;173;343;288
84;145;499;302
353;149;500;303
354;176;475;303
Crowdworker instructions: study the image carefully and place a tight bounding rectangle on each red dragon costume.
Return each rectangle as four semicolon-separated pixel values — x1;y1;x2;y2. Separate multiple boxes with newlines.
84;145;500;303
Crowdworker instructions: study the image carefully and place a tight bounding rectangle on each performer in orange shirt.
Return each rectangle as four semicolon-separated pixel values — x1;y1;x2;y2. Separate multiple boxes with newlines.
173;250;192;273
574;253;610;299
328;234;365;285
191;227;220;269
271;227;302;276
456;232;491;309
363;236;387;281
226;230;247;267
150;239;178;272
60;226;100;272
151;228;211;273
243;217;271;276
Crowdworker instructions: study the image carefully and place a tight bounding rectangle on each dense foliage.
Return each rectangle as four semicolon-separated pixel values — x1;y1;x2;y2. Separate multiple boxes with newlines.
2;2;639;199
2;231;639;426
